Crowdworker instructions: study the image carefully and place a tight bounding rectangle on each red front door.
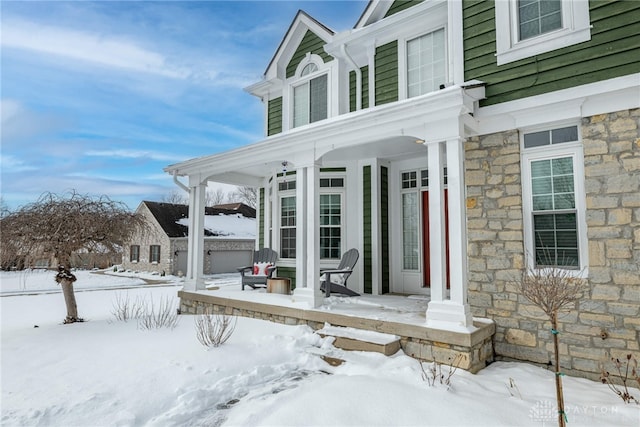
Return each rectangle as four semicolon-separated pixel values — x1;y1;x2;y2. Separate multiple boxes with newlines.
422;190;450;289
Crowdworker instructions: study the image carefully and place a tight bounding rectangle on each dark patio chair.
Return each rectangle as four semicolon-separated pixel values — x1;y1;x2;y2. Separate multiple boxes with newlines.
238;248;279;290
319;248;360;297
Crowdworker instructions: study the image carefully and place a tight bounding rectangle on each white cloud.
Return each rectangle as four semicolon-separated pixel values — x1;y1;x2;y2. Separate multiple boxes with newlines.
1;19;191;79
0;154;37;173
85;149;189;163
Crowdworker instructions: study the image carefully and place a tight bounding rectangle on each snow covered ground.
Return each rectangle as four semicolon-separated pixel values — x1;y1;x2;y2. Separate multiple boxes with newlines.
1;269;638;426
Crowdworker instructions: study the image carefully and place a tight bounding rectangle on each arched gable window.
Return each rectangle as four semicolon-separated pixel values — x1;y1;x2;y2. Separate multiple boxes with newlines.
293;58;327;128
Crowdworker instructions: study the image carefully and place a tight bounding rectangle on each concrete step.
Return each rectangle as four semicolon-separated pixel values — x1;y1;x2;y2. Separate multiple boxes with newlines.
316;324;401;356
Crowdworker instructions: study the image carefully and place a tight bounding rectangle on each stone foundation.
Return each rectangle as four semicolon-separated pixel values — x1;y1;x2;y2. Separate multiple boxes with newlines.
179;290;495;373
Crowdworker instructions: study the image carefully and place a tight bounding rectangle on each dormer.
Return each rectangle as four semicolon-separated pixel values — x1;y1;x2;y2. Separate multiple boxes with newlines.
328;0;454;110
245;10;336;136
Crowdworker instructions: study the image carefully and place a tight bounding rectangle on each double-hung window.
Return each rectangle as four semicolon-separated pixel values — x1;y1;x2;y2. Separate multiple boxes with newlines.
293;63;327;128
406;28;446;98
279;180;297;259
495;0;591;65
522;125;587;270
149;245;161;264
130;245;140;262
319;177;344;260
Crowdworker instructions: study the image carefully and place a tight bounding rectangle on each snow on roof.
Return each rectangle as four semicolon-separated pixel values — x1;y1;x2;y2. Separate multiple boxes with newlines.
176;213;256;239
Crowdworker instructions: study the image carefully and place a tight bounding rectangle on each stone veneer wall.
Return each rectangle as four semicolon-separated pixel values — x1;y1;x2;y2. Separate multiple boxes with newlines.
465;108;640;381
179;291;495;373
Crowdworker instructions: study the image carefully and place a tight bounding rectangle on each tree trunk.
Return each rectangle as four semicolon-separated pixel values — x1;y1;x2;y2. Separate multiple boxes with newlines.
552;314;566;427
60;278;79;323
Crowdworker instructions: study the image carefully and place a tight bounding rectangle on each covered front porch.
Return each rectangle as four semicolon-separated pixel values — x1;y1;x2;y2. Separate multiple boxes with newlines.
178;277;494;373
165;83;486;333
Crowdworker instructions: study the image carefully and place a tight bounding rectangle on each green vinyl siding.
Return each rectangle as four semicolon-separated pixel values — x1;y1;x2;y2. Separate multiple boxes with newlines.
286;30;334;78
384;0;424;18
259;188;265;249
267;97;282;136
275;266;296;289
375;41;399;106
362;165;372;294
349;66;370;112
463;0;640;106
380;166;390;294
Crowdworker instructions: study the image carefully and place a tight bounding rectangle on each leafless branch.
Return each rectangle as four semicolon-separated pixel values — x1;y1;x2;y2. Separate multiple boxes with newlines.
194;309;237;348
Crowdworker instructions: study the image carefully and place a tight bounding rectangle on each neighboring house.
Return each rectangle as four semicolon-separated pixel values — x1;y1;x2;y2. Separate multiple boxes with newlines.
122;201;256;276
165;0;639;380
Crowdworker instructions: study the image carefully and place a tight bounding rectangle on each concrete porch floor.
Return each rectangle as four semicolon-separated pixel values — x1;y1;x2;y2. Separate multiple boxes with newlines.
179;275;495;373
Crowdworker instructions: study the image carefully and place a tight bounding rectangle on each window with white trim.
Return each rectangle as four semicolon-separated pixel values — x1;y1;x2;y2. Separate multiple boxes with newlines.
279;177;296;259
407;28;446;98
400;171;419;270
293;62;327;128
495;0;591;65
149;245;161;264
319;177;344;260
521;124;587;270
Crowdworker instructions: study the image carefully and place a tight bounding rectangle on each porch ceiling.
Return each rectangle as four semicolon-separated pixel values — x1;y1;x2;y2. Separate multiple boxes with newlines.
164;85;481;186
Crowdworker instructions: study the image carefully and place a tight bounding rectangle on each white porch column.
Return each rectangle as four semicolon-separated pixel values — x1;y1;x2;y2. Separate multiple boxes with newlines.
426;142;447;302
425;139;473;331
261;179;271;250
295;166;308;291
446;137;471;312
292;164;323;307
185;181;206;291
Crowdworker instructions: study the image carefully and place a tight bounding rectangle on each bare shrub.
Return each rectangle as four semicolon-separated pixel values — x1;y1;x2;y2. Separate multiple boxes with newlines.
513;260;587;427
420;354;465;390
111;293;145;322
195;309;237;348
601;354;640;404
137;295;180;330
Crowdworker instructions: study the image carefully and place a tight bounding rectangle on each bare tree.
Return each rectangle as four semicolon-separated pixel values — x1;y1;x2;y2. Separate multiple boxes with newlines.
205;187;227;207
515;262;586;427
162;190;188;205
0;197;11;219
0;191;146;324
230;186;257;208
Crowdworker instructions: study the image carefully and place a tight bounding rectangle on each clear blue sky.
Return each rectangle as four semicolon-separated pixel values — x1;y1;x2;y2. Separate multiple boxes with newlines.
1;0;368;210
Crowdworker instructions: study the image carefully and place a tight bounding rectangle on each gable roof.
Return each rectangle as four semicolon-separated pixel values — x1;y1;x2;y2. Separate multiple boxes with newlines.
141;201;255;238
355;0;424;29
263;9;334;80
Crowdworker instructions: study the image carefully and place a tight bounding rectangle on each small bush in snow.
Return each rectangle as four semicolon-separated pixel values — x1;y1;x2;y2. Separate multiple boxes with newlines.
137;295;180;331
111;293;146;322
194;309;237;348
600;354;639;404
420;354;465;390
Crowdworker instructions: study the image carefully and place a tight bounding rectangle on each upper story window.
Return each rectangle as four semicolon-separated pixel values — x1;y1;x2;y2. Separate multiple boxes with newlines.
301;63;317;76
407;28;446;98
293;59;328;128
495;0;591;65
518;0;562;40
